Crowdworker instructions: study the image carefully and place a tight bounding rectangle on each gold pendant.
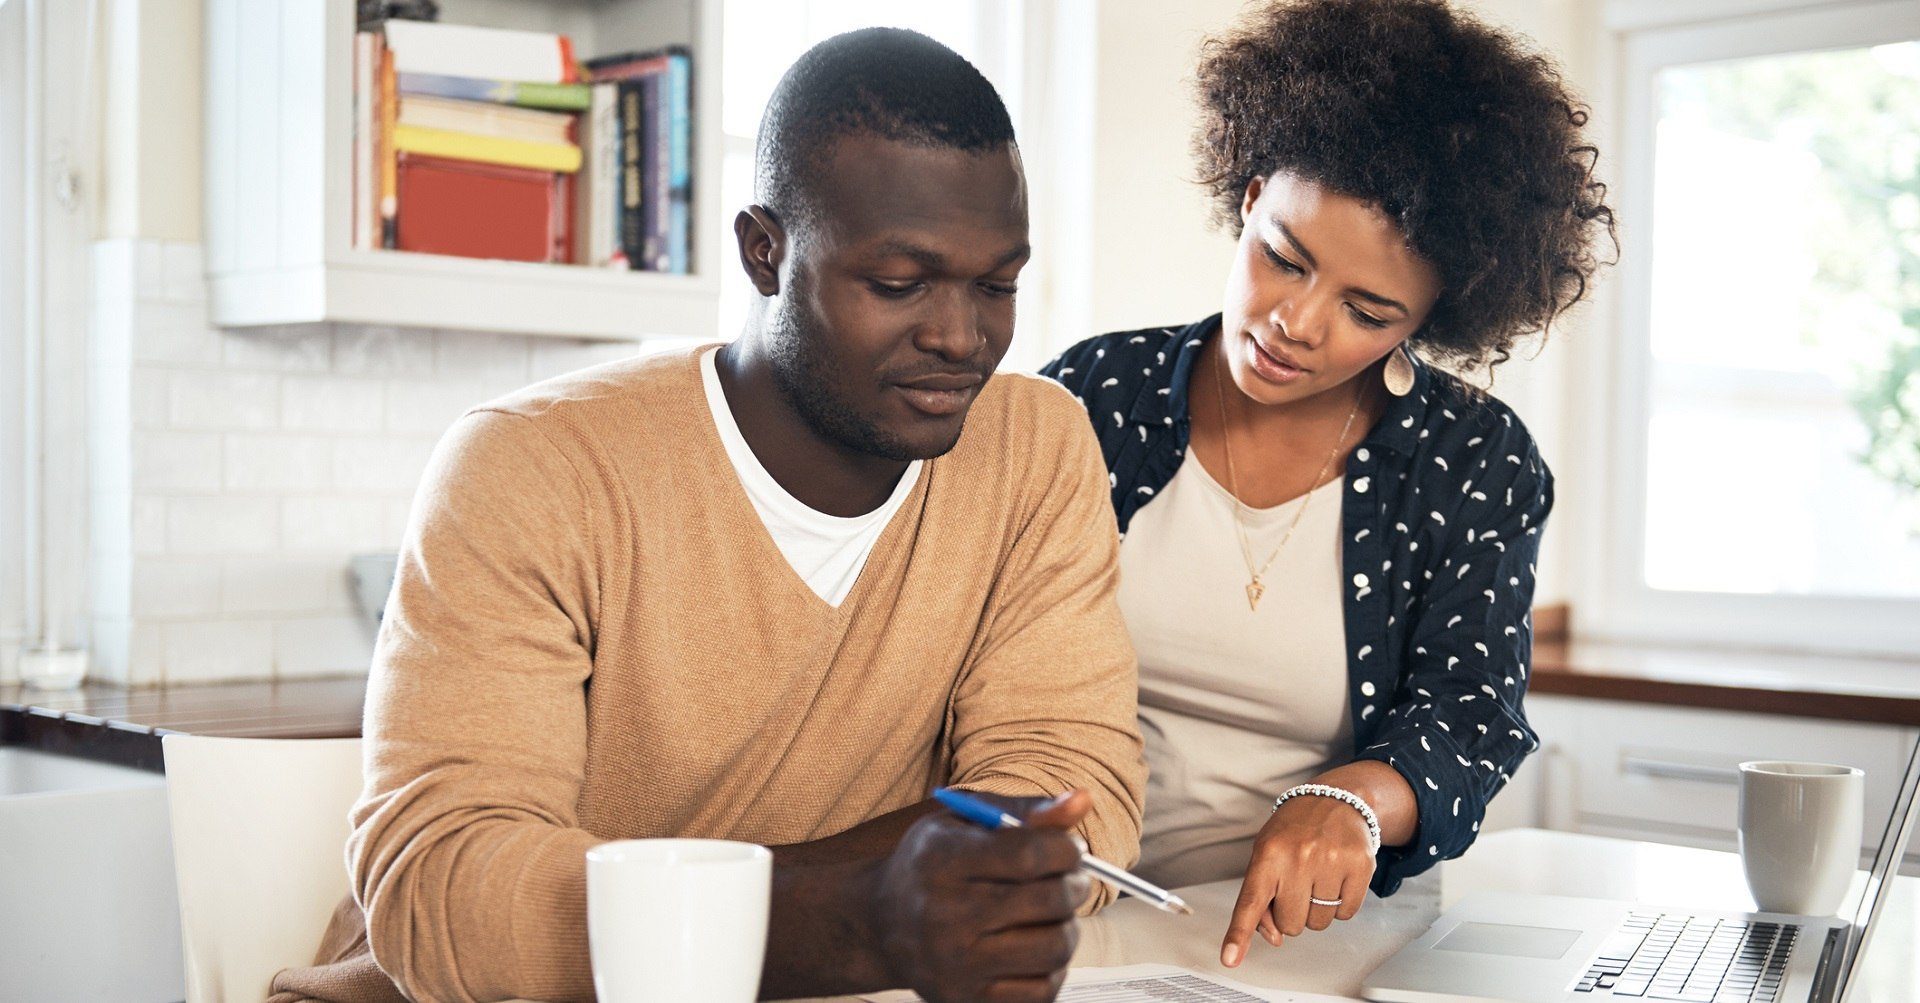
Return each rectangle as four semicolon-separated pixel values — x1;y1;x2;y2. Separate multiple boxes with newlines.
1246;578;1265;611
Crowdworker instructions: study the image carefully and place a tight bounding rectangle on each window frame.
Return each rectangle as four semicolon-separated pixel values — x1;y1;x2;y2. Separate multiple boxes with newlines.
1582;0;1920;656
3;0;99;681
1;0;28;681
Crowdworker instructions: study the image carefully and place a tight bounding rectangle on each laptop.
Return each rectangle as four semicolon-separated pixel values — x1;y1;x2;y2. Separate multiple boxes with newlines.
1363;733;1920;1003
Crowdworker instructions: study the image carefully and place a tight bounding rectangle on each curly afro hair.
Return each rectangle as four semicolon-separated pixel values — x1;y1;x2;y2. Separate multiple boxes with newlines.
1194;0;1616;370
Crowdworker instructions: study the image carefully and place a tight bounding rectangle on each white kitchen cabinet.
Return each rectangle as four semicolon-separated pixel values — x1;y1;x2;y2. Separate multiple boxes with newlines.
1510;694;1918;866
203;0;722;341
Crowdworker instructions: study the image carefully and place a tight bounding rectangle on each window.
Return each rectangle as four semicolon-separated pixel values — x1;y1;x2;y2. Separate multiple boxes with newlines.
715;0;1028;349
1593;0;1920;654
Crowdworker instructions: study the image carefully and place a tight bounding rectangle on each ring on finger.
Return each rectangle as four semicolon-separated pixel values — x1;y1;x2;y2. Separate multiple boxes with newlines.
1309;896;1343;908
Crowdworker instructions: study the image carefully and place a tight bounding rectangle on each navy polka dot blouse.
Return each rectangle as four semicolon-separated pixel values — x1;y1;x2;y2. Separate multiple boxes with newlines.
1041;315;1552;897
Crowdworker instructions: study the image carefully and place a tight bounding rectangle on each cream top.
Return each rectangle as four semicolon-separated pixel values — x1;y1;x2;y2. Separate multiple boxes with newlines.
1118;451;1352;889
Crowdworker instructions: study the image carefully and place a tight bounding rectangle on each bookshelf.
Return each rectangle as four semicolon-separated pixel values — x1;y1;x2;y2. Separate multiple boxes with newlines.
203;0;723;342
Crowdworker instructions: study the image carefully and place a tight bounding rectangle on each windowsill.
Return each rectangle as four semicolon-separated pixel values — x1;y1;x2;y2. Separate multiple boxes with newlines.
1532;634;1920;726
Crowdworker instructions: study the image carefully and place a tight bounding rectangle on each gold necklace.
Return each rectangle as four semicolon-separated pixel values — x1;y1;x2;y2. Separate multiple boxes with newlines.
1211;349;1363;611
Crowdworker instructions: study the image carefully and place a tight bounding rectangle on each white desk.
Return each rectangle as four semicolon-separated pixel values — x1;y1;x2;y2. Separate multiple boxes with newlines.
807;828;1917;1001
1058;828;1920;1002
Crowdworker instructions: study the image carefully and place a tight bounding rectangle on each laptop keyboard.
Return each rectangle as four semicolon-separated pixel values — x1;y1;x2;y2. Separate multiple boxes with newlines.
1574;911;1797;1002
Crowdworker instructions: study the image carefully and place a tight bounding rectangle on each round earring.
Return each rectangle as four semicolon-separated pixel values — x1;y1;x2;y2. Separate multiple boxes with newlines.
1383;345;1415;397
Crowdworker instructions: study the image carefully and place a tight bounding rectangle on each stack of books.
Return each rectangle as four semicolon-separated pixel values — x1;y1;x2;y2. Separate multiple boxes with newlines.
352;19;693;273
581;48;694;275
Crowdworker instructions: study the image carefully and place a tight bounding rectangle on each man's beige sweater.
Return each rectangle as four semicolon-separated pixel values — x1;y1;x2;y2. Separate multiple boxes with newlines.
273;349;1146;1003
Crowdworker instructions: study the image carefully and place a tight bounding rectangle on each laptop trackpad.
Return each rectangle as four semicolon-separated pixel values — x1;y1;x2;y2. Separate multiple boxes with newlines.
1435;922;1585;960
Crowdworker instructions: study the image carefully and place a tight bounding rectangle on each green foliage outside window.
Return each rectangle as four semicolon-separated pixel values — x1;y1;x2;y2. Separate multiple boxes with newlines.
1672;43;1920;528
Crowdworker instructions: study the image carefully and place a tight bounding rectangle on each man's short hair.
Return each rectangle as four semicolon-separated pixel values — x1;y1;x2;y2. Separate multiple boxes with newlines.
754;28;1016;236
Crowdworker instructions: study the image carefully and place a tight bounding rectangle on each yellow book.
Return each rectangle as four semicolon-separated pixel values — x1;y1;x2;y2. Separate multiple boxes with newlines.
399;95;575;145
391;124;583;174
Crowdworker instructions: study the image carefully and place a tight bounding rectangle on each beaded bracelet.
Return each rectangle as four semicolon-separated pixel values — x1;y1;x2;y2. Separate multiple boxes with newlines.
1272;783;1383;856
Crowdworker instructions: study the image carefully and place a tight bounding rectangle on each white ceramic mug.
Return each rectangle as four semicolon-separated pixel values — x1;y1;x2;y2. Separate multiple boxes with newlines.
586;838;772;1003
1738;761;1864;916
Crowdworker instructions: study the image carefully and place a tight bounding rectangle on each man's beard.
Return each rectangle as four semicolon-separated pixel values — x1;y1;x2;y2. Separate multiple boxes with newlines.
763;301;967;463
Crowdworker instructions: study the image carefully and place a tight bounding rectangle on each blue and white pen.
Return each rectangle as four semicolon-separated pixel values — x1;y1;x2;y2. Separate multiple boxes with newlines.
932;787;1193;916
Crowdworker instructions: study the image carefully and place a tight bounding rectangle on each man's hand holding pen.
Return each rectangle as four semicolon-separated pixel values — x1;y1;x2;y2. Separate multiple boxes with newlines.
869;791;1095;1003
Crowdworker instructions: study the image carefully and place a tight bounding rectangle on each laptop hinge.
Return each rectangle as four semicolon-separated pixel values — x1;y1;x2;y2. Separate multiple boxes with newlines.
1809;925;1849;1002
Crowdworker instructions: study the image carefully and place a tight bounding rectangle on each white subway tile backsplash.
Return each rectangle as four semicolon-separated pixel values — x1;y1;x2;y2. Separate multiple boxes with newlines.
282;374;384;432
93;621;162;687
131;370;170;427
384;379;499;435
86;618;143;686
136;241;168;302
164;619;275;684
126;622;166;686
168;496;280;553
274;615;376;679
223;325;333;372
131;497;169;555
133;301;223;365
224;433;334;492
82;239;638;683
330;437;437;494
334;324;437;376
435;329;531;382
134;431;224;492
161;243;207;303
221;557;352;616
169;371;281;430
531;338;641;378
132;558;225;619
282;496;388;552
384;498;417;544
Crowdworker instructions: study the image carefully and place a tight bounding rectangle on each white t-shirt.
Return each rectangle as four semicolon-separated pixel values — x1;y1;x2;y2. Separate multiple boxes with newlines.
701;347;922;607
1118;451;1352;889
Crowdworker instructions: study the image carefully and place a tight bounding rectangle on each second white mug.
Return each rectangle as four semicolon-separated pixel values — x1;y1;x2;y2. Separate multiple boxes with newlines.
586;837;773;1003
1737;760;1863;916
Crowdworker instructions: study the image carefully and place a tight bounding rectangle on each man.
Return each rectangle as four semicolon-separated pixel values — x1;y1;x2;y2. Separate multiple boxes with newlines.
271;28;1145;1003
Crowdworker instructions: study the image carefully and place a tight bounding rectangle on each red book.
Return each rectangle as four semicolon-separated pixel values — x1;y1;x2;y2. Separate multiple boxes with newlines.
395;153;563;263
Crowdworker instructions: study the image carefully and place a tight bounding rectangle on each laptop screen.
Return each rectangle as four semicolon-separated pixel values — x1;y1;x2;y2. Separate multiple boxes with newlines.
1833;732;1920;1002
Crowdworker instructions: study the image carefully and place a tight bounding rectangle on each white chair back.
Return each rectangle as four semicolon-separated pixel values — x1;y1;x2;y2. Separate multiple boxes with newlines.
162;735;364;1003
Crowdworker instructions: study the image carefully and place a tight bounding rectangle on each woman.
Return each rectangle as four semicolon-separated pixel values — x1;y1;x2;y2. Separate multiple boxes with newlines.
1041;0;1614;968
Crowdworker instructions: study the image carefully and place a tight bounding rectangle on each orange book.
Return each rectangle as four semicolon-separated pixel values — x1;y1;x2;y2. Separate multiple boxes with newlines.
395;154;560;263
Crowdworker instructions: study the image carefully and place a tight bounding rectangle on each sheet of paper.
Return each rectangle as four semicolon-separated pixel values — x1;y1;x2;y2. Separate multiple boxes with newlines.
858;963;1365;1002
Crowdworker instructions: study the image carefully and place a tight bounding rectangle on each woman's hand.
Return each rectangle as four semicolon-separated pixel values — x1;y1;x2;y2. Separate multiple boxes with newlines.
1220;794;1376;967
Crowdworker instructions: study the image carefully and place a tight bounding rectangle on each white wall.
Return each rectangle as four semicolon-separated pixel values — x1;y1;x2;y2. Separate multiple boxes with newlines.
1082;0;1244;336
99;0;203;242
